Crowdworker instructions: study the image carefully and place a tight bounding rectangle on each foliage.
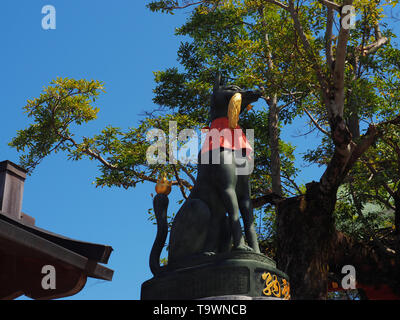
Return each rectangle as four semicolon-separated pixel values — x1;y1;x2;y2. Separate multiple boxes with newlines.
9;78;200;192
10;78;103;172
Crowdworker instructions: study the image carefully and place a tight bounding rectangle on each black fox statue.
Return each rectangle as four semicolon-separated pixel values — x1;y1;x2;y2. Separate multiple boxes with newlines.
150;74;262;276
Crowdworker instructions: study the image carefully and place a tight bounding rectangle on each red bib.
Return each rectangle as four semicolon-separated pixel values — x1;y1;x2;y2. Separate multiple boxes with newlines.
201;117;252;158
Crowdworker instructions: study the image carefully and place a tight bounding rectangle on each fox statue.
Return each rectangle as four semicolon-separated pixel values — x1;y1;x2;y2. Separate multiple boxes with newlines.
150;74;262;276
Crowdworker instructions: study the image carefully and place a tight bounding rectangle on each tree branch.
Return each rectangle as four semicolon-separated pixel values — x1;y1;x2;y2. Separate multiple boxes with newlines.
180;165;196;184
252;191;285;208
317;0;341;11
326;115;400;193
361;36;388;56
287;0;329;100
164;0;205;10
361;159;395;198
332;0;354;118
281;171;303;195
172;164;188;199
60;133;193;189
325;7;334;67
64;134;117;170
361;193;396;211
303;106;330;136
263;0;289;11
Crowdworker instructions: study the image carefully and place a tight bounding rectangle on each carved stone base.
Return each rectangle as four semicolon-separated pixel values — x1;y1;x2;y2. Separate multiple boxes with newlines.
141;252;290;300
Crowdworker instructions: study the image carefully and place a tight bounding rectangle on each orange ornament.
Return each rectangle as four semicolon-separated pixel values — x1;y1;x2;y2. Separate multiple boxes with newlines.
155;175;172;195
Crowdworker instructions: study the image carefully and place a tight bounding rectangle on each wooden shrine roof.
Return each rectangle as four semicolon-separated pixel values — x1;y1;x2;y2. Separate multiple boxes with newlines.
0;211;114;299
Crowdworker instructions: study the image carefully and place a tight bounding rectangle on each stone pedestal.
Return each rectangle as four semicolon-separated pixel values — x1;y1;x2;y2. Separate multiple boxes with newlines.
141;252;290;300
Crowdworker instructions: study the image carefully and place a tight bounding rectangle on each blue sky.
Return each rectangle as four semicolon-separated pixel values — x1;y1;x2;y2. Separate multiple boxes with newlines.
1;1;397;300
1;0;193;300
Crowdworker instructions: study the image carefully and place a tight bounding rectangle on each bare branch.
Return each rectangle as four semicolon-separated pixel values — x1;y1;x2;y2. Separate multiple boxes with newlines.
361;159;395;198
331;115;400;190
165;0;205;10
361;193;396;211
355;22;388;59
317;0;341;12
361;36;388;56
252;191;285;208
287;1;329;98
332;0;354;118
180;165;196;184
172;164;188;199
325;7;334;67
281;171;303;195
64;134;117;170
303;106;330;136
263;0;289;11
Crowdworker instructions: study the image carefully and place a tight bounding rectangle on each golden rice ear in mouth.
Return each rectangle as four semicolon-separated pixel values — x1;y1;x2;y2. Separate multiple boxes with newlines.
228;92;242;129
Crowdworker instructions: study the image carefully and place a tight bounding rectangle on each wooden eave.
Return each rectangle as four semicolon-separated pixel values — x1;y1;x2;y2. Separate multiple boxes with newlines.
0;211;114;299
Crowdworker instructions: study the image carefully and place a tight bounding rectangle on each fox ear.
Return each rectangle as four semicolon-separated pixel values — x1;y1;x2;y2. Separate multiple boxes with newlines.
213;72;223;92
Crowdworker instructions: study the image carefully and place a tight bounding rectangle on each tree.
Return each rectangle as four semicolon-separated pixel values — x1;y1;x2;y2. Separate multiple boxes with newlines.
147;0;400;299
9;0;400;299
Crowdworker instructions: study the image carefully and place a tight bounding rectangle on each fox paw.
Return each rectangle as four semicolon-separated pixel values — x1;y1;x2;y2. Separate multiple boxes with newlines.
233;244;254;252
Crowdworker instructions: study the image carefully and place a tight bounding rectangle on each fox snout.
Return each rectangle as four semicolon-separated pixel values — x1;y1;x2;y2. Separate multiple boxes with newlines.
237;89;262;110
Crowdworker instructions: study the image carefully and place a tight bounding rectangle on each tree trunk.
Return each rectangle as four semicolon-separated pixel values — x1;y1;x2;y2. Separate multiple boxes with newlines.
276;181;336;299
275;103;372;299
268;95;282;196
275;104;353;299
